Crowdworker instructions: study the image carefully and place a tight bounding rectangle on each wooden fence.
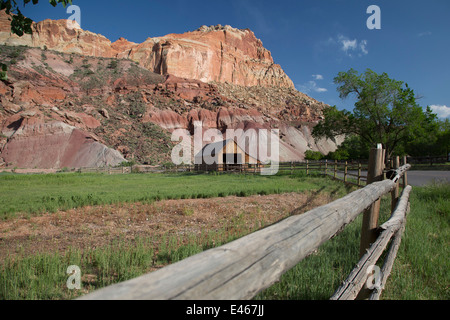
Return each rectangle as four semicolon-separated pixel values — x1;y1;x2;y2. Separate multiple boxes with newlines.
407;155;449;165
276;160;369;187
77;161;370;188
78;167;132;174
79;148;411;300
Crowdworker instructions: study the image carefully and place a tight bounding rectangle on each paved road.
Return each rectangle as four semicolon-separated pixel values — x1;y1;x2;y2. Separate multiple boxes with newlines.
336;170;450;187
406;171;450;186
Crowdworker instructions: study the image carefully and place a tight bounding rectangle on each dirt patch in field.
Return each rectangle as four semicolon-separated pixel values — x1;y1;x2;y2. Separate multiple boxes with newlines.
0;190;338;260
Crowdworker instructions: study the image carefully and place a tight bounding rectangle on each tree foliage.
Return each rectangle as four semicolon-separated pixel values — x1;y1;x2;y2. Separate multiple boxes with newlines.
1;0;72;80
1;0;72;36
406;118;450;157
313;68;437;159
304;150;324;161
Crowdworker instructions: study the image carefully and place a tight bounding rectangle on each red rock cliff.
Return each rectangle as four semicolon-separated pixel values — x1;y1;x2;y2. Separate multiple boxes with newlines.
0;11;294;89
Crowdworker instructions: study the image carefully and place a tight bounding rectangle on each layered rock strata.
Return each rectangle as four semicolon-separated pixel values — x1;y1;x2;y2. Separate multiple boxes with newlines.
0;11;293;89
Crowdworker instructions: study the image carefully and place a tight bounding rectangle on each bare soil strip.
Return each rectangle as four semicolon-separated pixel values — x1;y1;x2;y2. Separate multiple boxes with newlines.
0;191;336;259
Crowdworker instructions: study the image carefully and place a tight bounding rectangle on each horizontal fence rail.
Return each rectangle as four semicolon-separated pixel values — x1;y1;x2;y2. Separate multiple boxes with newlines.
78;167;131;174
79;164;410;300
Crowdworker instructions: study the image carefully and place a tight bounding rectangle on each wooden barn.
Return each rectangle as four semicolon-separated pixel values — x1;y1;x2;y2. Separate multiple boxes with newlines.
194;139;261;172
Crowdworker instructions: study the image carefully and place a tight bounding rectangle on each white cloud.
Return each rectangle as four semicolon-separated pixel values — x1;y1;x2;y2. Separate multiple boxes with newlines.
332;34;369;57
312;74;324;80
430;105;450;119
297;75;328;94
315;86;328;93
359;40;369;55
297;80;327;94
418;31;432;37
339;35;357;52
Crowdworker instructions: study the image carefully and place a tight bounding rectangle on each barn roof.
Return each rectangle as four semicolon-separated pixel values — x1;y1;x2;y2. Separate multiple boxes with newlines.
195;139;261;162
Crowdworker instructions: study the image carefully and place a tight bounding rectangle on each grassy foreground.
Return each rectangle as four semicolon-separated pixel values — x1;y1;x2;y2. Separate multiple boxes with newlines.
256;182;449;300
0;172;448;300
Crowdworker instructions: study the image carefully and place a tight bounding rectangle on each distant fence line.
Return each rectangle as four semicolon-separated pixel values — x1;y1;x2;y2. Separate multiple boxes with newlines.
78;167;132;174
78;160;374;188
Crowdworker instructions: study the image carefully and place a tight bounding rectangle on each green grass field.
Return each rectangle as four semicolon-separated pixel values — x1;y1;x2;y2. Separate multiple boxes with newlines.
0;171;349;220
0;172;448;300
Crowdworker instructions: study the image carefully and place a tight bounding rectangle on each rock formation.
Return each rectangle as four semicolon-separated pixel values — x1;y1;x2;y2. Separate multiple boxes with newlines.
0;11;341;168
1;117;125;168
0;11;293;89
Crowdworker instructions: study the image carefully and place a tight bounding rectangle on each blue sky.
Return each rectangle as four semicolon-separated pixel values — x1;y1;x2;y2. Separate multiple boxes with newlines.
19;0;450;118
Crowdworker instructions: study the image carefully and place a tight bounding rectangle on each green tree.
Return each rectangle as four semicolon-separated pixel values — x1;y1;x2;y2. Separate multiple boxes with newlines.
331;135;370;161
436;119;450;158
313;68;436;161
326;148;350;161
406;117;449;157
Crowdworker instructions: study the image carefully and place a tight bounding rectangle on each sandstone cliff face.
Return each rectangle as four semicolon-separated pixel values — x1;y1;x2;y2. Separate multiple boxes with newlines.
0;12;341;168
128;25;294;88
0;11;294;89
0;12;115;57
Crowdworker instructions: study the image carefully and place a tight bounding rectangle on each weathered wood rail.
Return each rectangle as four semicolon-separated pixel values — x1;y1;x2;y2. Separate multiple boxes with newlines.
79;159;412;300
331;185;412;300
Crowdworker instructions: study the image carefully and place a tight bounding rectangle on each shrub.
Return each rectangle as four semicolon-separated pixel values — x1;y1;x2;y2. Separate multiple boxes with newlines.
108;60;118;69
128;102;146;119
0;63;7;81
118;160;136;167
326;149;350;161
305;150;324;161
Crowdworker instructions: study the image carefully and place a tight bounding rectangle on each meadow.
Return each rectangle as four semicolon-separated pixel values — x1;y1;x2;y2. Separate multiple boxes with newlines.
0;171;448;300
0;171;346;220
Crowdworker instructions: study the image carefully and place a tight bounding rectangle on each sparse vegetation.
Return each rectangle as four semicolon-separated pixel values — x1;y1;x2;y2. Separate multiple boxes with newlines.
0;45;27;69
65;55;74;64
107;59;118;70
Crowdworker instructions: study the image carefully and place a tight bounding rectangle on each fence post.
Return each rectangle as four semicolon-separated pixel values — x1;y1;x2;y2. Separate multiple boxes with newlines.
334;160;337;179
306;160;309;175
344;161;348;183
291;161;293;175
391;157;400;213
402;156;408;188
325;160;328;176
358;163;362;187
360;146;384;258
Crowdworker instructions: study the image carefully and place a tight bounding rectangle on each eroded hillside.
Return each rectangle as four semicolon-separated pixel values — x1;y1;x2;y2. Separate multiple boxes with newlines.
0;44;342;168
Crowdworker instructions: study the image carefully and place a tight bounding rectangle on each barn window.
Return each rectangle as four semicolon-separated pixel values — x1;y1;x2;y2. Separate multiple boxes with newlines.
223;153;242;165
